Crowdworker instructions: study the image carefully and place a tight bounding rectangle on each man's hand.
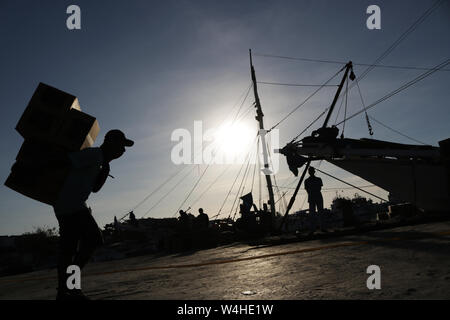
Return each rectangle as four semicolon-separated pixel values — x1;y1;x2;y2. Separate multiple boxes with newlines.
93;162;110;193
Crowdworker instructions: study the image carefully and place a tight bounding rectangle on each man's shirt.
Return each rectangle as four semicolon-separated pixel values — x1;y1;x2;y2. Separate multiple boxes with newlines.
305;176;323;199
53;147;103;216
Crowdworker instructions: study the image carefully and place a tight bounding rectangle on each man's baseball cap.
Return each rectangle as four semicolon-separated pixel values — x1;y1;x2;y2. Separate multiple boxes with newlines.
105;129;134;147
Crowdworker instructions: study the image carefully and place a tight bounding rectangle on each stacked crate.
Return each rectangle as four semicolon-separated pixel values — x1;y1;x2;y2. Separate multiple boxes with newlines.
4;83;100;205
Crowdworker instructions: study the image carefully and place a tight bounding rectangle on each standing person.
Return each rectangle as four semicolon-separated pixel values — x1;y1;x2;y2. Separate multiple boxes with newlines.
196;208;209;229
304;167;325;233
178;210;189;231
54;129;133;300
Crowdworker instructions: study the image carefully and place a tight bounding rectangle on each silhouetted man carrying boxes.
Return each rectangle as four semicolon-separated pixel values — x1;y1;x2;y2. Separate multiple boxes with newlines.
4;83;133;300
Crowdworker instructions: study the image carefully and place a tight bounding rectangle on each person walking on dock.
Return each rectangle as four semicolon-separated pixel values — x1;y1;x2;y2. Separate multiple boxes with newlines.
54;129;133;300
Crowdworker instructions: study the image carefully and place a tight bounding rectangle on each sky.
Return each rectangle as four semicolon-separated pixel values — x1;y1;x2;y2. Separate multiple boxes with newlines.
0;0;449;235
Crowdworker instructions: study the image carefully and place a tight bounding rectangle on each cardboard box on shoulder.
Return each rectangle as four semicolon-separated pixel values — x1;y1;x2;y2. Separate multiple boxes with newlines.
16;139;67;161
15;83;81;143
5;144;71;205
5;83;101;205
56;109;100;151
5;166;69;206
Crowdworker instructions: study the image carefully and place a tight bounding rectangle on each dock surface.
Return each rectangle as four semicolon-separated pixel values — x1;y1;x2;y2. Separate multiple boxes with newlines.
1;221;450;300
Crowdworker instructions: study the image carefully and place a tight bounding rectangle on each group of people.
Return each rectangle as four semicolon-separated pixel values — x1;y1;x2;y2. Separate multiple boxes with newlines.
178;208;210;231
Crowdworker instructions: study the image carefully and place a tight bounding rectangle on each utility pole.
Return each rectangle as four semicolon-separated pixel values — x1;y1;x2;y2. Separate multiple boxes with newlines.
249;49;276;216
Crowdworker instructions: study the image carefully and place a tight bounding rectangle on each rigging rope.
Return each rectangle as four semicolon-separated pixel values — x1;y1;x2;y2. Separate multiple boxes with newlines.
251;136;260;192
129;165;186;213
340;74;349;138
257;0;446;138
268;67;344;132
253;54;450;72
232;84;253;123
356;0;446;84
229;144;256;220
368;115;429;145
258;81;339;87
333;88;347;125
172;88;258;218
336;0;446;102
189;165;232;209
355;78;374;136
313;167;388;202
266;139;288;212
215;136;258;219
141;166;197;218
275;184;377;191
336;58;450;126
291;107;329;142
133;82;253;219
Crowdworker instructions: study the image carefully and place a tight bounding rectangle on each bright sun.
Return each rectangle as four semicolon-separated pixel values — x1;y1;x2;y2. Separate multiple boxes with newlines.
215;122;254;158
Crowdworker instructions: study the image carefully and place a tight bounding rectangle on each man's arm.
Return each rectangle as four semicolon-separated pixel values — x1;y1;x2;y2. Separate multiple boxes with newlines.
92;162;110;193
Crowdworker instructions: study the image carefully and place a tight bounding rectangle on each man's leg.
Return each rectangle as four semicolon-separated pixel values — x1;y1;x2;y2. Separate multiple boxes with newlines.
73;209;104;269
317;195;325;230
309;201;317;232
56;215;80;292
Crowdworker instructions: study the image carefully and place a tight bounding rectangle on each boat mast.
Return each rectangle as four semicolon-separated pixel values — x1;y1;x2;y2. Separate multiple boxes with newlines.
249;49;276;216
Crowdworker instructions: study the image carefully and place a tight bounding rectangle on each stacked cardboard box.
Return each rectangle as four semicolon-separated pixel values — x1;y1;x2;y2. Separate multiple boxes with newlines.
4;83;101;205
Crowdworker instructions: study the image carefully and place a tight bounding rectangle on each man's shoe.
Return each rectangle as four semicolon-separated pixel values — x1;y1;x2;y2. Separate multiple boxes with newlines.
71;289;90;300
56;289;90;301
